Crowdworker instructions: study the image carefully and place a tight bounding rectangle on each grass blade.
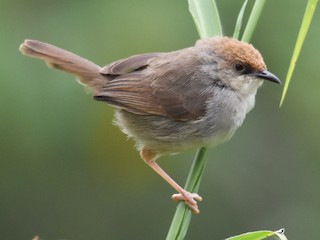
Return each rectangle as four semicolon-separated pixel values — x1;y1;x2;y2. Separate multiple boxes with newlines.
241;0;266;43
166;147;207;240
188;0;222;38
233;0;249;40
226;228;287;240
279;0;318;107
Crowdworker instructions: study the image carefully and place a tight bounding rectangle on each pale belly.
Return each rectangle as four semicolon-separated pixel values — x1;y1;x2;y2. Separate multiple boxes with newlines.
113;90;255;155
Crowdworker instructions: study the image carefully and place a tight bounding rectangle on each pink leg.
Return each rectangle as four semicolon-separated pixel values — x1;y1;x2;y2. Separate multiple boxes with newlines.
140;148;202;214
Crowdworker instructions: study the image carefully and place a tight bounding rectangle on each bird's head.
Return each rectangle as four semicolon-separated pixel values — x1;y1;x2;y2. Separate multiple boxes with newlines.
196;36;281;95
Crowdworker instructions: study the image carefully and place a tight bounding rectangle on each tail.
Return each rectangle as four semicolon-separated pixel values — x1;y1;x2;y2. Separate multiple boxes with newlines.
20;39;106;91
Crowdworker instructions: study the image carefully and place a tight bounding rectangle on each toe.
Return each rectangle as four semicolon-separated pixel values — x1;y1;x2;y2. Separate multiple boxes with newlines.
193;194;203;202
171;193;184;201
171;192;202;214
188;203;200;214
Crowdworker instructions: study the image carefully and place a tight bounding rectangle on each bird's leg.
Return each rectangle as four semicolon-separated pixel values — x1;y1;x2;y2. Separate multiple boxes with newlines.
140;148;202;214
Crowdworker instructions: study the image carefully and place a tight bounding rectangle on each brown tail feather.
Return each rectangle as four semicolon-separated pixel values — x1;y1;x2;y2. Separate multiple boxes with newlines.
20;39;107;91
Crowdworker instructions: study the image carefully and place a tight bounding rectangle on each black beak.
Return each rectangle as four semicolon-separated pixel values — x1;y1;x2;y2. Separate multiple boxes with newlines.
251;70;282;84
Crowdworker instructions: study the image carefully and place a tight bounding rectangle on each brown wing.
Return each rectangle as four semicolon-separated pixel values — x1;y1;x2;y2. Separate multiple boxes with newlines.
94;49;211;121
100;53;160;75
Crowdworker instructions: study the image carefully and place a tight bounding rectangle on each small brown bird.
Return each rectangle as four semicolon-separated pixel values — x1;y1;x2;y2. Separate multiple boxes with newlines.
19;37;281;214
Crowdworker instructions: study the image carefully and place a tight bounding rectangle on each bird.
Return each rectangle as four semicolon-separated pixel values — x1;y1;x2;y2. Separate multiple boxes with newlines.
19;37;281;214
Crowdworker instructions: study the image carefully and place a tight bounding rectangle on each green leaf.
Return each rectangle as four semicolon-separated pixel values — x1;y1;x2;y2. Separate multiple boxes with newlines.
279;0;318;107
233;0;249;40
241;0;266;43
188;0;222;39
226;229;287;240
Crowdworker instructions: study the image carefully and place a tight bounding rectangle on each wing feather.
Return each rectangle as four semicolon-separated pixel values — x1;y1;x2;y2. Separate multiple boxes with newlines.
94;49;211;121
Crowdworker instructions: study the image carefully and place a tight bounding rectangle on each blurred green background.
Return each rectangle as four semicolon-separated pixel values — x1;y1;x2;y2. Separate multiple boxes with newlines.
1;0;319;239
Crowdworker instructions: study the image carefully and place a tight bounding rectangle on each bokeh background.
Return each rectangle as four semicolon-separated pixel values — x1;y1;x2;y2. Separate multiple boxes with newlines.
1;0;319;239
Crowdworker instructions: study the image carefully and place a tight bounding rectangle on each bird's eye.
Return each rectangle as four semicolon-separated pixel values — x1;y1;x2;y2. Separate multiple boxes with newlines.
234;63;246;73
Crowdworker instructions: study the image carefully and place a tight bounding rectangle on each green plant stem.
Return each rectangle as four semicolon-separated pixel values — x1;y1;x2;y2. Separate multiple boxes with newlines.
166;147;207;240
241;0;266;42
188;0;222;38
233;0;249;39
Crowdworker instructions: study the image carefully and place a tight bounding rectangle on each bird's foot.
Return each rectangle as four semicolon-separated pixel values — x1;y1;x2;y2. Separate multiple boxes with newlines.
171;191;202;214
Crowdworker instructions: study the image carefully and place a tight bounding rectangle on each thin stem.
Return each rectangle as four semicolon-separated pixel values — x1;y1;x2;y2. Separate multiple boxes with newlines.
166;147;207;240
233;0;249;40
241;0;266;42
188;0;222;38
